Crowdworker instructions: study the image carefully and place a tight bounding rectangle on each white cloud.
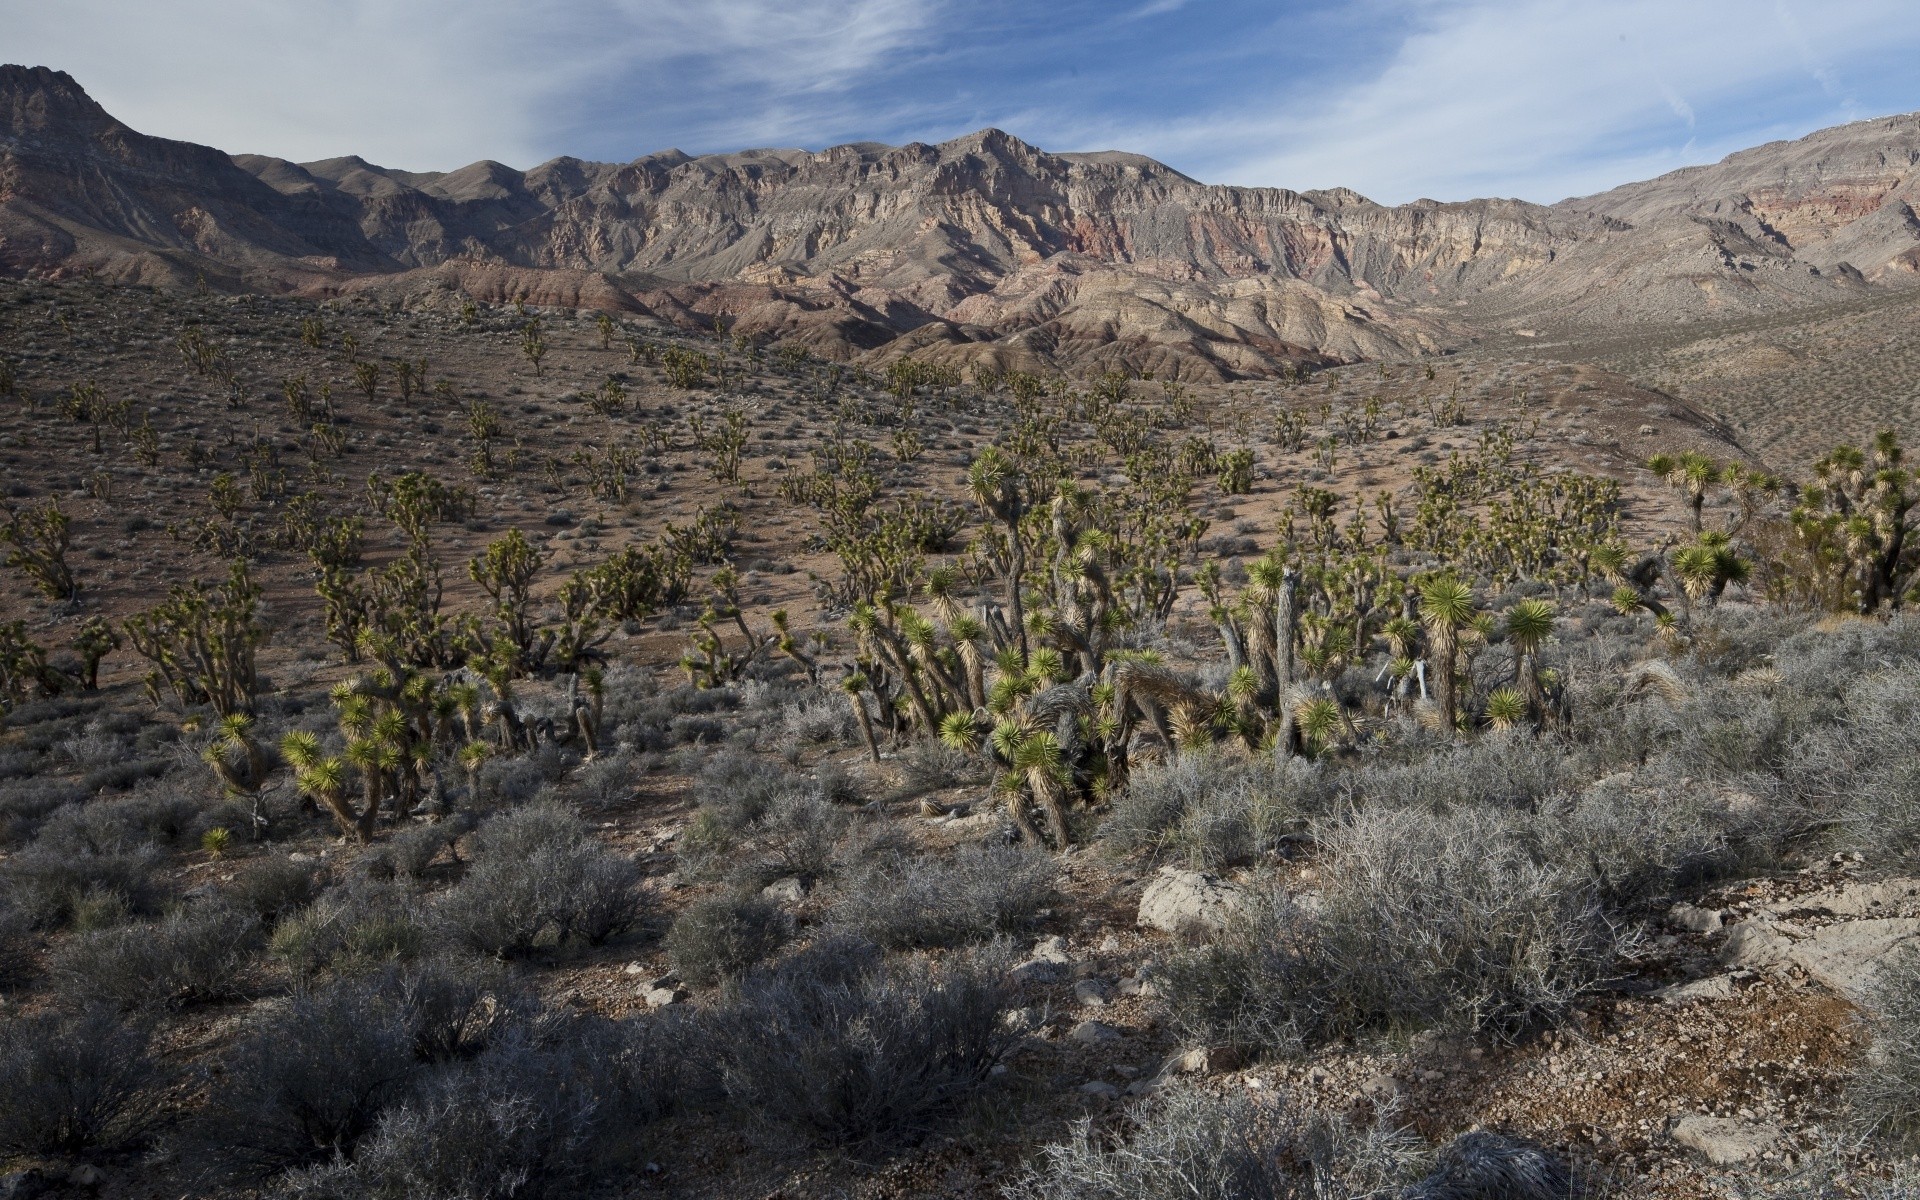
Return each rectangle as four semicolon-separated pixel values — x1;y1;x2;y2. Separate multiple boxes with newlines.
1035;0;1920;202
0;0;939;169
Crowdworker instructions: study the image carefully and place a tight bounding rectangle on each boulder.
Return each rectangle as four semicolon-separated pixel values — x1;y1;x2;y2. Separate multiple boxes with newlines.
1720;919;1793;969
642;983;688;1008
1137;867;1247;935
1174;1045;1245;1075
1765;878;1920;918
1657;974;1735;1004
1030;935;1071;963
1669;1115;1782;1165
1072;978;1111;1008
1669;903;1723;933
1010;958;1069;986
1787;918;1920;1001
1070;1019;1122;1044
1078;1080;1121;1099
760;876;808;904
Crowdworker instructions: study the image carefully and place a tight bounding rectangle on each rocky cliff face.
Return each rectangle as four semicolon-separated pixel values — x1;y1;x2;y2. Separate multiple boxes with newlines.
5;64;1919;378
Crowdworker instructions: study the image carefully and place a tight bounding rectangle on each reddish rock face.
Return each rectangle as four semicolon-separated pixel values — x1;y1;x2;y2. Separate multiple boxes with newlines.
5;63;1920;377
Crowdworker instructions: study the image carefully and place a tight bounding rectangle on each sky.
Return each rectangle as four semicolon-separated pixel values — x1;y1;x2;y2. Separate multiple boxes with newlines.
7;0;1920;205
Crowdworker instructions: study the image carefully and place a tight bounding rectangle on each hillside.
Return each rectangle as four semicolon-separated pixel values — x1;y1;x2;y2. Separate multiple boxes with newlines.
7;64;1920;392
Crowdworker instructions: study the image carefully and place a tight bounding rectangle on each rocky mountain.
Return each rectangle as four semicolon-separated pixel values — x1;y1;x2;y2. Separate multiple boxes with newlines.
4;63;1920;379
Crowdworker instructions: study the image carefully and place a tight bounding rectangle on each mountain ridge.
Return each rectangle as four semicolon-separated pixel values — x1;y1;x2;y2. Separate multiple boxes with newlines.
5;63;1920;379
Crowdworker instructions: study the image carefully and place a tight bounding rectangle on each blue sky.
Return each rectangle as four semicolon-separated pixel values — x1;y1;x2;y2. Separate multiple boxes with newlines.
8;0;1920;204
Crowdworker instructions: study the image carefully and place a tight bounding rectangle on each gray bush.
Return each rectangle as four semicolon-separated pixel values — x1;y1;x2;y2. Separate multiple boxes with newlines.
270;881;430;980
191;979;422;1180
275;1013;689;1200
438;803;644;957
229;857;322;928
0;842;161;929
1102;752;1317;867
664;891;790;988
1006;1085;1425;1200
897;737;987;794
830;843;1055;949
0;901;33;988
713;938;1016;1149
1161;806;1625;1053
1849;948;1920;1149
0;1008;166;1156
52;901;259;1010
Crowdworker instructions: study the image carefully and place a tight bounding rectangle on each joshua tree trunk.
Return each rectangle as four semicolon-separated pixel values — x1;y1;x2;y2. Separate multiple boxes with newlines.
1030;774;1072;851
1272;568;1299;760
353;774;382;843
1432;623;1458;734
849;692;880;764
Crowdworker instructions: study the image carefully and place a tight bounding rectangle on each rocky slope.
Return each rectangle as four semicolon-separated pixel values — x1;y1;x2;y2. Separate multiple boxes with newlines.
5;63;1920;378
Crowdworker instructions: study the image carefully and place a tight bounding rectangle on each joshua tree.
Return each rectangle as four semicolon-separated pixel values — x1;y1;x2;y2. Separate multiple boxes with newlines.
72;616;119;689
124;559;266;717
1647;451;1724;533
1418;573;1477;734
520;317;547;377
469;528;545;663
1503;598;1555;725
202;713;272;833
2;498;77;601
352;359;380;402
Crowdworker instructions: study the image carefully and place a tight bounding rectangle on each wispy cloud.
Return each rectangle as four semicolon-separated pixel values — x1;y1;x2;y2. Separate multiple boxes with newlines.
1096;0;1920;201
5;0;1920;201
0;0;941;168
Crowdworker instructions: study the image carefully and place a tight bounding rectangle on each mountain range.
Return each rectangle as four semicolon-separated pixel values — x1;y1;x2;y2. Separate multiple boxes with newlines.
5;63;1920;380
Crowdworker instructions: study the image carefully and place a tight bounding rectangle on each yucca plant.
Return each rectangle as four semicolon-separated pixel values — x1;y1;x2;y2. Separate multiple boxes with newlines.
1504;598;1556;726
1418;574;1477;736
1484;687;1528;730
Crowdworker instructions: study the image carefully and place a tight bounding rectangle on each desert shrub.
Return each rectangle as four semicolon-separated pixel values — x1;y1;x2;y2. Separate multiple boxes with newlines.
712;938;1017;1149
731;784;854;887
829;843;1055;949
1006;1085;1425;1200
229;858;321;928
438;803;644;958
386;816;470;879
568;749;640;807
1802;670;1920;868
271;881;430;979
1348;730;1568;814
276;1011;691;1200
1;842;161;928
897;736;987;794
0;1008;166;1156
52;901;259;1010
83;757;172;793
664;891;790;988
1102;753;1317;867
1849;948;1920;1149
1534;772;1757;910
274;1043;602;1200
191;979;421;1181
0;901;33;987
776;687;854;747
1161;806;1624;1054
475;756;545;806
0;777;83;845
693;749;796;829
1404;1131;1586;1200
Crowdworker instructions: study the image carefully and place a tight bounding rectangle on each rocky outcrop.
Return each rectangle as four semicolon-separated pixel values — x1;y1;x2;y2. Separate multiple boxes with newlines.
1136;867;1247;935
7;63;1920;375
